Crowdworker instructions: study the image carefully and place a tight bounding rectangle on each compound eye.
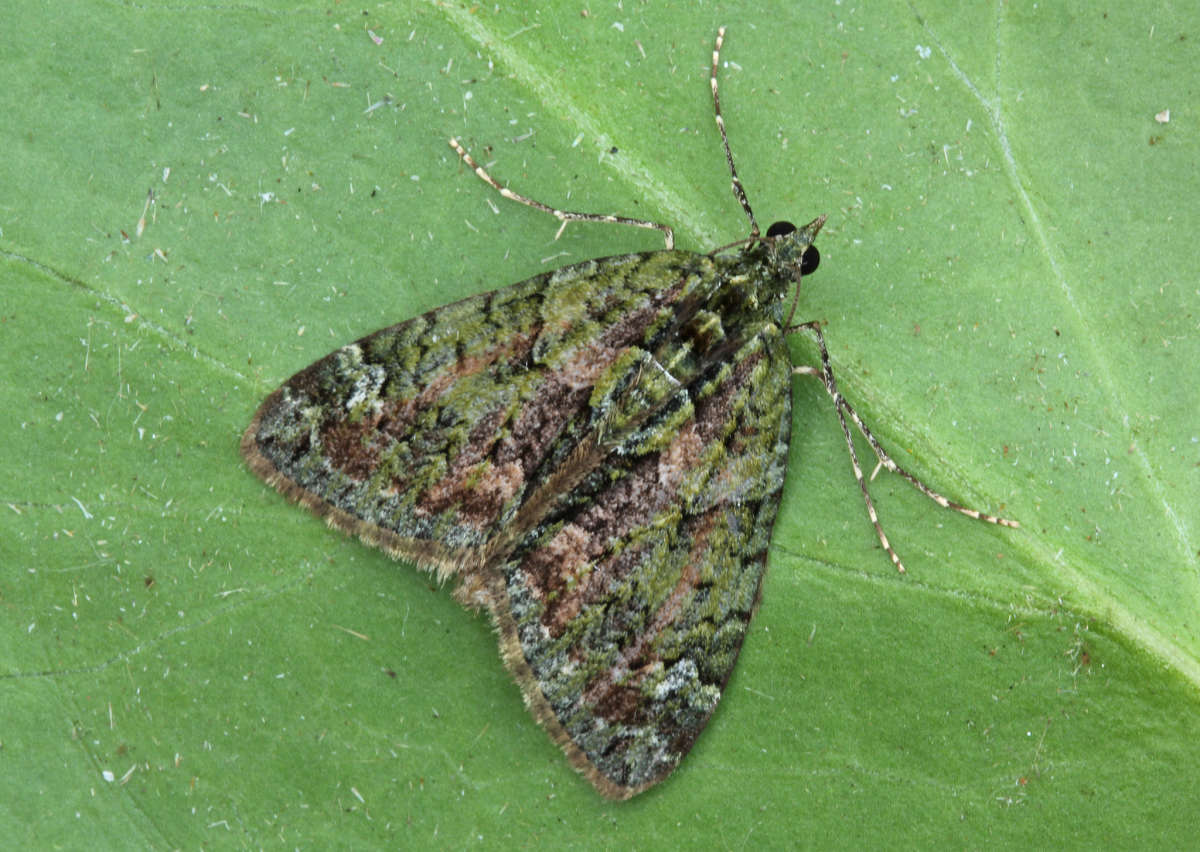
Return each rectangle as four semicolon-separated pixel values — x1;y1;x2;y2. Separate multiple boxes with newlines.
765;221;796;237
800;245;820;276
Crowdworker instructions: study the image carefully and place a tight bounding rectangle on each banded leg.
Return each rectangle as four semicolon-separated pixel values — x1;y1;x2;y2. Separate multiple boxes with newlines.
793;321;1019;573
448;138;675;249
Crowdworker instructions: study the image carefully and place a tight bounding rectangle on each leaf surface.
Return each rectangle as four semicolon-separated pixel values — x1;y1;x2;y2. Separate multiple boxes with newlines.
2;1;1196;846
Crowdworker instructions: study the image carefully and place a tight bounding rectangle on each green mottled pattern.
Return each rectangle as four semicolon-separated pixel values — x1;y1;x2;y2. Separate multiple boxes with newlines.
245;232;810;795
503;313;792;789
249;248;788;551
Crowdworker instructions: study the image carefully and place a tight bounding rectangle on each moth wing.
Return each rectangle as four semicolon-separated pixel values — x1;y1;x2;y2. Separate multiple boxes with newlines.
241;251;713;579
242;248;794;797
490;321;794;799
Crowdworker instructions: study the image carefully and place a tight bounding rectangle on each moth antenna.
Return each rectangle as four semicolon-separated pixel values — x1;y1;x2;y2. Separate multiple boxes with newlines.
712;27;760;237
447;138;675;249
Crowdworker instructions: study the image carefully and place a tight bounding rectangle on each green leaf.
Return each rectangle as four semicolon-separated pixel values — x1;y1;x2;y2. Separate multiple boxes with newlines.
3;0;1196;846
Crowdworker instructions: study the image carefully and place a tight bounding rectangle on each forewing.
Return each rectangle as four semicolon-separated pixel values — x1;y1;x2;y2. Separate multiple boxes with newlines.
242;246;794;798
241;251;717;575
490;322;794;799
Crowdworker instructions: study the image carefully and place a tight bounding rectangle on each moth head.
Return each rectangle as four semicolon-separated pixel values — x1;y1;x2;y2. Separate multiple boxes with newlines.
765;214;826;279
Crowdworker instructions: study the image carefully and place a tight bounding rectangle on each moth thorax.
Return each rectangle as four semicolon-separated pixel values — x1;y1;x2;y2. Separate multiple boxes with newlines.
684;309;726;352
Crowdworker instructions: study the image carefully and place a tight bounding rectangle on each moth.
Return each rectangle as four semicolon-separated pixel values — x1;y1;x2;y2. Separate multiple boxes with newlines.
241;27;1016;799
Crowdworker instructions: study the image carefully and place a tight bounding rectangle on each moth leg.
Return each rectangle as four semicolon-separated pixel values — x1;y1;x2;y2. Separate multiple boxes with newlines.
792;320;1019;573
447;138;675;249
